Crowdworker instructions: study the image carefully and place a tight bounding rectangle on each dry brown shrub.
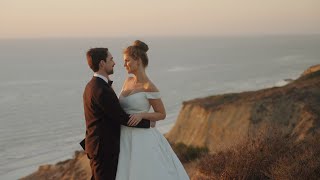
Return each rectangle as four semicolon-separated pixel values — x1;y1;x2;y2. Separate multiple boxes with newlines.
194;128;320;180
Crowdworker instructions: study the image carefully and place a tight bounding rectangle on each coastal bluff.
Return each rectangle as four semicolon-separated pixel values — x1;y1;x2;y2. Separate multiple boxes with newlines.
21;65;320;180
166;64;320;152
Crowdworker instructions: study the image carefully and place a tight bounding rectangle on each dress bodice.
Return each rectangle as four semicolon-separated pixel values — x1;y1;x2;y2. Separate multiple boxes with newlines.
119;92;161;114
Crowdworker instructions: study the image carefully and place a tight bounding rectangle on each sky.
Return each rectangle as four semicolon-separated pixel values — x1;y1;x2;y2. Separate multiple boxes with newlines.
0;0;320;38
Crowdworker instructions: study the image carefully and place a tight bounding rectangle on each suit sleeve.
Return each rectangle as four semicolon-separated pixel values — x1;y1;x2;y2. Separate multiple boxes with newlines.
94;86;150;128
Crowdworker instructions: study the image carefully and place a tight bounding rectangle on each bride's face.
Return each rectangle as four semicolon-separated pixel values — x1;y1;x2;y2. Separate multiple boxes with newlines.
123;54;139;74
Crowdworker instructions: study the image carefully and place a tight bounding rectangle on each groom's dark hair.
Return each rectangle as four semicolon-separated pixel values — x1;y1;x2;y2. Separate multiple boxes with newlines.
86;48;109;72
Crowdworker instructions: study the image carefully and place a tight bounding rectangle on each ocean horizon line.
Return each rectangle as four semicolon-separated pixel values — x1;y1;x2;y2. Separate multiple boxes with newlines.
1;33;320;40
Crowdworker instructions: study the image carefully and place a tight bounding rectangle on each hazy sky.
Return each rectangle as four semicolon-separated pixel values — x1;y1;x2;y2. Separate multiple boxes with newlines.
1;0;320;38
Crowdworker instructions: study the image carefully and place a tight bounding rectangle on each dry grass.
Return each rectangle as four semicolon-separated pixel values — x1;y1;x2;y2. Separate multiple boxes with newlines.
171;129;320;180
196;130;320;179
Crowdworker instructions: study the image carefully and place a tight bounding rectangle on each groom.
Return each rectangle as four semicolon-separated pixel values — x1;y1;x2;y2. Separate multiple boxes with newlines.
83;48;151;180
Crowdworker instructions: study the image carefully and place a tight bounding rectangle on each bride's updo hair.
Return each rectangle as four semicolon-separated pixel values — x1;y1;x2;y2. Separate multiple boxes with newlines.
124;40;149;68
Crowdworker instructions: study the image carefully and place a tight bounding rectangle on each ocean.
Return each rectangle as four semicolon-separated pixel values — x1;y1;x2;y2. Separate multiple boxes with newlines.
0;35;319;179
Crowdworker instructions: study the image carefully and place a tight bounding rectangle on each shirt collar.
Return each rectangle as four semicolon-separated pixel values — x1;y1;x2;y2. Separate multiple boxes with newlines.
93;73;109;84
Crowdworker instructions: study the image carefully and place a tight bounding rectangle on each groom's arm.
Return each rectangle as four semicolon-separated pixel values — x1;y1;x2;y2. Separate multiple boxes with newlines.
95;86;150;128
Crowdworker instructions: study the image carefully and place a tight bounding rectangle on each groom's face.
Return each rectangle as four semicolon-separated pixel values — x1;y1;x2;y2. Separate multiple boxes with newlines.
104;51;115;75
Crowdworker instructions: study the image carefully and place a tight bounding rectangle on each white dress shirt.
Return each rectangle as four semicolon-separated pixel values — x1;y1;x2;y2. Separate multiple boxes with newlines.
93;73;109;84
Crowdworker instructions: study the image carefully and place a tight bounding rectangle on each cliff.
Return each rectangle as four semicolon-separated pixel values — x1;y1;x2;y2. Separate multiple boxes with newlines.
166;64;320;152
21;65;320;179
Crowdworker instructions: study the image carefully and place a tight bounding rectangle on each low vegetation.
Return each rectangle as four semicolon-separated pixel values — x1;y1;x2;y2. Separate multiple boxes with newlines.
171;129;320;179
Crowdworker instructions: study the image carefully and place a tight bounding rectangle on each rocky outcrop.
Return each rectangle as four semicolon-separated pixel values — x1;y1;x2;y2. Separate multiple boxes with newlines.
166;65;320;152
302;64;320;76
20;151;91;180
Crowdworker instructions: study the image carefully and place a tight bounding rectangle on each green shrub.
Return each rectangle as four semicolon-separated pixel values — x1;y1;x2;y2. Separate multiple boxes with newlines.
170;142;209;163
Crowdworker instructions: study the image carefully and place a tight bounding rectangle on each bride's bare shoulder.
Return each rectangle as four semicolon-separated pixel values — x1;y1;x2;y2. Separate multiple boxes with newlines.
145;80;159;92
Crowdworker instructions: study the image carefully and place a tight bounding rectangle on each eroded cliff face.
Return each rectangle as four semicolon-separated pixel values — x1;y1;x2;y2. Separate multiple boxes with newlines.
166;65;320;152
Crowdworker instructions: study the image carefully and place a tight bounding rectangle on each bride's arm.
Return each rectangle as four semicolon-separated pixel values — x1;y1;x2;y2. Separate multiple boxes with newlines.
140;98;166;121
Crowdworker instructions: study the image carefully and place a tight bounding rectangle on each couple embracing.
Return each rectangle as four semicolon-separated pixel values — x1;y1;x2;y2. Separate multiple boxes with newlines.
82;40;189;180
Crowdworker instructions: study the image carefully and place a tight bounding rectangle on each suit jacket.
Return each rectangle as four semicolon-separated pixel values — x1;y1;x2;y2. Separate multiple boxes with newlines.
82;77;150;177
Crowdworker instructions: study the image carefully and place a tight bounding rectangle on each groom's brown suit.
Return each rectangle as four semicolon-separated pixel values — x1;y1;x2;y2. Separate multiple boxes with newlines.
83;76;150;180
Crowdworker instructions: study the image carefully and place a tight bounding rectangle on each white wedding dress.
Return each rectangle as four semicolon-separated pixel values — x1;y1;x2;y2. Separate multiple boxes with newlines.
116;91;189;180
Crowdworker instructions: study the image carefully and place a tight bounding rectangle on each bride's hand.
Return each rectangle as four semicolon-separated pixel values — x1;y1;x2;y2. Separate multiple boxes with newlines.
128;114;143;126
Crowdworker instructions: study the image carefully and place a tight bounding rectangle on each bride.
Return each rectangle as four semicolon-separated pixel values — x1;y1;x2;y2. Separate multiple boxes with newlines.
115;40;189;180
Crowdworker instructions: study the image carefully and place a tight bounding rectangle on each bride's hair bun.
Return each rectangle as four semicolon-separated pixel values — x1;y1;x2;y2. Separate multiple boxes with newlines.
133;40;149;52
124;40;149;68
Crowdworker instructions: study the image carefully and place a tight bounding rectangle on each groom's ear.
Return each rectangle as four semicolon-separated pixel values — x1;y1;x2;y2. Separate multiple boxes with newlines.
98;60;104;68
